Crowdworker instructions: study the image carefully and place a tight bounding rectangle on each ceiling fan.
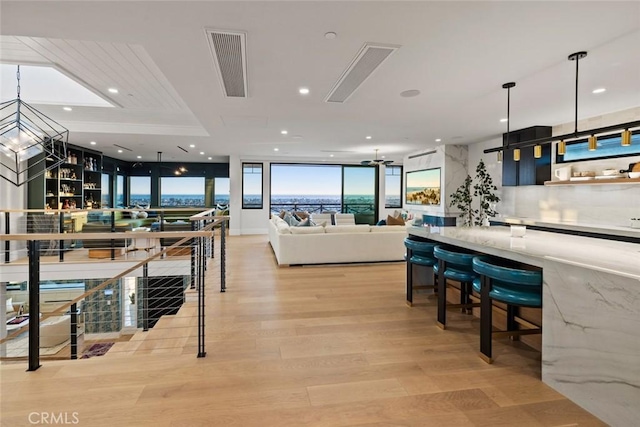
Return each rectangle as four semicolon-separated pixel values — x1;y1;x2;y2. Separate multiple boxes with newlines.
360;149;393;166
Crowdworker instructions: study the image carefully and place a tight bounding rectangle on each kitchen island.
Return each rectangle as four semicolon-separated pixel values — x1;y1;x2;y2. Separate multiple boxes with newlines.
408;225;640;427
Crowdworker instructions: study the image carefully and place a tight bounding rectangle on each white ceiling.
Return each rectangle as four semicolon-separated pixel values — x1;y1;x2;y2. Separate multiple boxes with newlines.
1;1;639;164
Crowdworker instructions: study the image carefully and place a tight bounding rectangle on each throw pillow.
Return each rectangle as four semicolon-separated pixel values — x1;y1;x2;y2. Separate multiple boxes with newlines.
386;215;405;226
6;297;12;311
138;211;148;219
279;210;287;219
294;211;309;220
376;219;387;226
297;218;316;227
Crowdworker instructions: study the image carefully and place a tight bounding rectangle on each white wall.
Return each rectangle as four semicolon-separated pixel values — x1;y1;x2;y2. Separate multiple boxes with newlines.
467;107;640;227
0;179;27;261
402;145;469;220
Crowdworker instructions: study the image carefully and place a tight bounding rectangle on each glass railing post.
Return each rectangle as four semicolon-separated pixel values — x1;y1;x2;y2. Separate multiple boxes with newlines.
27;240;41;371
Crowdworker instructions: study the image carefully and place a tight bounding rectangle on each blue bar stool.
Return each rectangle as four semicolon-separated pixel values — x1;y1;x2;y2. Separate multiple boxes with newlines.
404;238;438;306
472;256;542;363
433;245;480;329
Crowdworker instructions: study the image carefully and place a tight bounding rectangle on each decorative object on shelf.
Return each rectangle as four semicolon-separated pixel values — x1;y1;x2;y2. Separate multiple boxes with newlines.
449;175;474;226
360;149;393;166
473;159;500;226
484;51;640;158
0;65;68;186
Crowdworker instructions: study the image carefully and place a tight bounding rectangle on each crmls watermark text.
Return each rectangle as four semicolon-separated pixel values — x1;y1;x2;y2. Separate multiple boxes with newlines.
28;412;79;425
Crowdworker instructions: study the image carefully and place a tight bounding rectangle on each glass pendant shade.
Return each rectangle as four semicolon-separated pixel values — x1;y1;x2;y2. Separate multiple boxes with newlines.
513;148;521;161
588;135;597;151
497;151;503;163
621;130;631;146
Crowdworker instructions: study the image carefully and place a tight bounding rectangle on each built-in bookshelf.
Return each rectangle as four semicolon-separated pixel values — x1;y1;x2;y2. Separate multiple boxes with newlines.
29;144;103;210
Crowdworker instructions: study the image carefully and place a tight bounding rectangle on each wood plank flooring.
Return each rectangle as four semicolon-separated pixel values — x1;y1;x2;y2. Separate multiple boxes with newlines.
0;235;605;426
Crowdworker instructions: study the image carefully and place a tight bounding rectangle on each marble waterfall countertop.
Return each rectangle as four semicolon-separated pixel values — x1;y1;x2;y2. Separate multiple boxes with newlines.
498;216;640;239
408;225;640;280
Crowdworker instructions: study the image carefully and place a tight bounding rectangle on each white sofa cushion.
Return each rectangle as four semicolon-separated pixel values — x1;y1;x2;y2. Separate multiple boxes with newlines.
370;225;407;233
334;213;356;225
310;213;333;224
325;225;371;233
290;226;325;235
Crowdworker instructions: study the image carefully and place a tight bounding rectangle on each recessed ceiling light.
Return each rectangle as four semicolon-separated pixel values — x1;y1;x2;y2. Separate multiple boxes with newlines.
592;88;606;94
299;87;310;95
108;88;119;94
324;32;337;39
208;157;212;160
136;155;142;159
117;149;123;153
200;151;205;155
274;148;279;151
90;141;96;145
63;107;72;111
365;136;372;140
330;154;334;157
435;138;442;142
400;89;421;98
500;118;508;123
281;130;288;135
381;156;386;159
189;144;195;148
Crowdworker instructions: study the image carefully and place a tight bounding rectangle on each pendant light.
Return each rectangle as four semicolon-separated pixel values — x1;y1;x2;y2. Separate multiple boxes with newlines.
557;140;566;156
588;135;597;151
513;148;521;161
497;151;503;163
502;82;517;161
621;130;631;146
0;65;68;186
534;145;542;158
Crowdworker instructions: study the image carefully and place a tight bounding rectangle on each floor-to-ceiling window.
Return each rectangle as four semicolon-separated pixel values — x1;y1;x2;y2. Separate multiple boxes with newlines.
129;176;151;207
270;164;342;214
342;166;377;224
214;177;230;206
101;173;111;208
116;175;125;207
160;177;205;207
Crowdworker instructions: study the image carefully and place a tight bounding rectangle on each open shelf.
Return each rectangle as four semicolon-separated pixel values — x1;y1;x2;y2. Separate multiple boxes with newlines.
545;178;640;186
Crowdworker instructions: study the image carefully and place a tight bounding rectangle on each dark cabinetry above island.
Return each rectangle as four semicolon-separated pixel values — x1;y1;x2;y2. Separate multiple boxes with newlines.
502;126;552;186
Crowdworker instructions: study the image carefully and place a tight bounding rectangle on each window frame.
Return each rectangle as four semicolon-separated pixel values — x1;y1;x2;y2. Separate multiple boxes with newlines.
159;176;206;208
384;165;403;208
242;162;263;209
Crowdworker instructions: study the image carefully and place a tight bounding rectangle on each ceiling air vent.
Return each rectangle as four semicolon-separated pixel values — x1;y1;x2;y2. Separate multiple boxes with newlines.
205;29;248;98
325;43;400;103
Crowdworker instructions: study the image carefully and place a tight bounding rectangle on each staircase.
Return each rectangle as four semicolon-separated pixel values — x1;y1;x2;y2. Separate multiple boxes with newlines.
107;300;199;357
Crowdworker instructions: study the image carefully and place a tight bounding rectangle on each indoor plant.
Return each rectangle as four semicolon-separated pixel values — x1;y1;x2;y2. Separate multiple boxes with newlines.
449;174;475;226
473;159;500;226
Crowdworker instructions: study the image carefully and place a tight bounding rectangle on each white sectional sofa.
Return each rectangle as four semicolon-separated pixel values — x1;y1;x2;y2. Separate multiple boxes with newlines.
268;215;408;266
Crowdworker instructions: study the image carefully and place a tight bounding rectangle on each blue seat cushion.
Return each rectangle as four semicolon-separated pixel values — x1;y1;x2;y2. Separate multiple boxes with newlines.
410;255;436;267
433;264;438;275
443;267;477;283
472;277;481;293
490;286;541;307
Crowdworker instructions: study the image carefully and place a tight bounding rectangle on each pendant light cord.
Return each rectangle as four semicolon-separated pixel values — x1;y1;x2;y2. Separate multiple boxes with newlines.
574;55;579;135
16;65;21;99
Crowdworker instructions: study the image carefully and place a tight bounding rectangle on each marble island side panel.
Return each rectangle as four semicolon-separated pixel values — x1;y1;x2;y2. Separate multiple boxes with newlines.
407;226;640;426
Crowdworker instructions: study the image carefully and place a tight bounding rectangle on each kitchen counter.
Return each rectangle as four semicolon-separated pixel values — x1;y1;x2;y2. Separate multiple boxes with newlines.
497;216;640;241
408;225;640;426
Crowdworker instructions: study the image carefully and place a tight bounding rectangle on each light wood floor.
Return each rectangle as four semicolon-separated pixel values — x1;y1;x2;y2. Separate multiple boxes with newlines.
0;235;604;426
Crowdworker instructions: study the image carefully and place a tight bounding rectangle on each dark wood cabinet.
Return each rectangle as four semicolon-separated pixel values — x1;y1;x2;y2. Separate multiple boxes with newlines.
502;126;552;186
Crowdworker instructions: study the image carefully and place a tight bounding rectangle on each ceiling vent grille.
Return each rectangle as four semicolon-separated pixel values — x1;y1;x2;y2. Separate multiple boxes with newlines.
205;29;248;98
325;43;400;103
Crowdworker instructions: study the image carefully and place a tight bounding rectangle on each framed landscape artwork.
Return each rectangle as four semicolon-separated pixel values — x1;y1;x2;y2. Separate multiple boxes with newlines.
405;168;441;205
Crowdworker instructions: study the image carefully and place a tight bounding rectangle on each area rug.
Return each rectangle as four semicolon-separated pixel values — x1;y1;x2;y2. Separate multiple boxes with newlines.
81;342;114;359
